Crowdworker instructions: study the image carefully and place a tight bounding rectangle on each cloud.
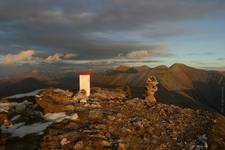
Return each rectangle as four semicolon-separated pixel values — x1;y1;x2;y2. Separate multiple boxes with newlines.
1;50;77;64
187;52;216;56
0;0;224;74
0;55;3;64
45;53;77;63
217;57;225;61
45;53;63;63
0;0;224;60
202;66;225;71
3;50;35;64
124;50;174;59
64;53;77;59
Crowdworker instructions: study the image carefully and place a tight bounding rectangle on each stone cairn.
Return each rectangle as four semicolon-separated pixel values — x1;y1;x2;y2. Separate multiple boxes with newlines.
143;76;159;103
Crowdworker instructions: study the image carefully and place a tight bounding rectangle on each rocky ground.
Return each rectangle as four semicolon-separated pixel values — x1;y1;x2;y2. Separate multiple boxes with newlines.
0;88;225;150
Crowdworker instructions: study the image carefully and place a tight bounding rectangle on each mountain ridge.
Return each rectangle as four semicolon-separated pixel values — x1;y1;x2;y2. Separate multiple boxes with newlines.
0;63;225;115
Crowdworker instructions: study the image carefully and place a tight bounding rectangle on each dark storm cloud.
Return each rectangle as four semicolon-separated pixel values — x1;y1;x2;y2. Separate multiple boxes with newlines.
0;0;225;59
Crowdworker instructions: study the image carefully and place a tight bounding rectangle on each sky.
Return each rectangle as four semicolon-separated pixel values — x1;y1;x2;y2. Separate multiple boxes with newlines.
0;0;225;75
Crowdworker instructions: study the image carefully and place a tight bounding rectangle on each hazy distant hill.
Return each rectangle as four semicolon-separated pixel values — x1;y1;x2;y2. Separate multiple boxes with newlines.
0;70;79;98
0;78;47;97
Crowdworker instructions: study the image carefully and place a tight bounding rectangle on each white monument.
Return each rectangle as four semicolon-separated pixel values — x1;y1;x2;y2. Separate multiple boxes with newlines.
79;72;90;97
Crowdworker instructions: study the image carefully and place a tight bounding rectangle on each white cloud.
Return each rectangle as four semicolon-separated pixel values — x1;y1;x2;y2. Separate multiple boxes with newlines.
45;53;64;63
1;50;78;65
125;50;174;59
45;53;77;63
3;50;35;64
64;53;77;59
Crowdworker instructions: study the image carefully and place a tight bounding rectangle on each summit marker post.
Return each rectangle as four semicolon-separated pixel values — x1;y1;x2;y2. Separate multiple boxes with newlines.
79;72;90;97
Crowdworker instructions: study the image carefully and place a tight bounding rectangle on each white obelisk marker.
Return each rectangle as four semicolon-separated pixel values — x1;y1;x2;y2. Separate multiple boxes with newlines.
79;72;90;97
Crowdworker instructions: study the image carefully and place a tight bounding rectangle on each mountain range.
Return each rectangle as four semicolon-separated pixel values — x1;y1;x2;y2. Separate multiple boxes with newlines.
0;63;225;114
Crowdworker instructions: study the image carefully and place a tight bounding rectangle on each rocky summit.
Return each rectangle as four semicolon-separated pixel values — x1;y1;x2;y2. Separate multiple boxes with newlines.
0;88;225;150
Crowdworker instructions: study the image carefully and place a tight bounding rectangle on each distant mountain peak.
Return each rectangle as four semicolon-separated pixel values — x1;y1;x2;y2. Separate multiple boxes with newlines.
153;65;168;70
134;65;151;71
114;65;130;72
170;63;187;68
169;63;196;71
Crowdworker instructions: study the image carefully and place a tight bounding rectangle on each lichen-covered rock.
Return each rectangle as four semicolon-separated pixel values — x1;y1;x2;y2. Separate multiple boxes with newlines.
90;87;127;100
72;89;87;102
0;88;224;150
